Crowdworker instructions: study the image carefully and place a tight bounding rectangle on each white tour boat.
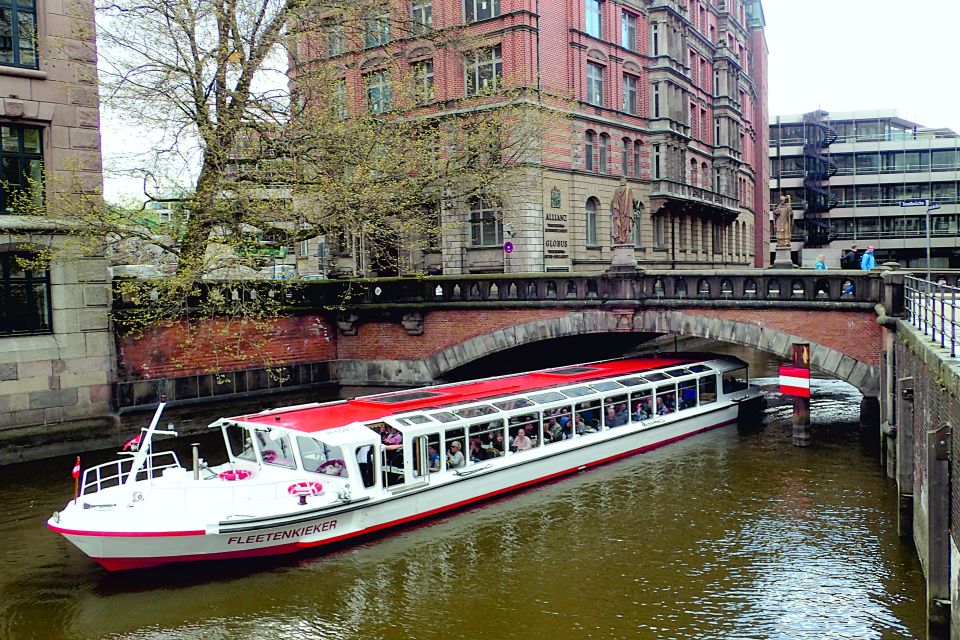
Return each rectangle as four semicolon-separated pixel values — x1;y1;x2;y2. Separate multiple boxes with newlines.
48;354;764;570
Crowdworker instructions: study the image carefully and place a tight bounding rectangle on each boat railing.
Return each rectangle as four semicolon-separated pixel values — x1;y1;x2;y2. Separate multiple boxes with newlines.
80;452;182;497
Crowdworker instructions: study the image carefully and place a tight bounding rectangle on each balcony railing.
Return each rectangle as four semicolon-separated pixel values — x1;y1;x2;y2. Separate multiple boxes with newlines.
649;179;740;211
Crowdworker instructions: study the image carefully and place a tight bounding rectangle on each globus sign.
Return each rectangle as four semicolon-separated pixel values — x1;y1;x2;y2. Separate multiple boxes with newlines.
503;241;514;254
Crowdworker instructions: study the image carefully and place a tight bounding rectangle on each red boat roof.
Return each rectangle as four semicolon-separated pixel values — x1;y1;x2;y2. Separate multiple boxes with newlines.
238;356;696;433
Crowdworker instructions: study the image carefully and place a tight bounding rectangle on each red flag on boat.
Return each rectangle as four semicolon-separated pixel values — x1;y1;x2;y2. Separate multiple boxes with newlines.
71;456;81;479
122;433;142;451
779;366;811;398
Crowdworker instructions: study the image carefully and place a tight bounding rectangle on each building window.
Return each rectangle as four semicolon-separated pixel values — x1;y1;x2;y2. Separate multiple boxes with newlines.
584;130;595;172
651;23;660;56
621;11;636;50
654;215;665;248
365;11;391;48
652;143;661;179
621;137;630;175
1;125;43;213
411;1;433;33
464;0;500;23
365;70;392;113
326;23;344;57
587;62;603;106
622;73;637;114
413;59;435;103
633;140;641;178
465;44;502;96
586;197;598;246
0;0;38;69
598;133;609;174
585;0;602;38
332;79;347;119
0;251;51;335
469;196;502;247
652;82;660;118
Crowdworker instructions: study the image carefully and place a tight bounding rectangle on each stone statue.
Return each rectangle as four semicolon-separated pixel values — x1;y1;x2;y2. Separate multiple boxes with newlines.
774;194;793;247
611;177;635;246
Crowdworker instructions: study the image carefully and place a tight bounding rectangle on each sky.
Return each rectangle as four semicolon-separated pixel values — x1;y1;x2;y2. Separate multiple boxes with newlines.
100;0;960;201
762;0;960;132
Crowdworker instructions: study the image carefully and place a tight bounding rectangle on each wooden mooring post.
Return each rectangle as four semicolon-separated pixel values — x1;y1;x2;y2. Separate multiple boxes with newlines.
791;343;811;447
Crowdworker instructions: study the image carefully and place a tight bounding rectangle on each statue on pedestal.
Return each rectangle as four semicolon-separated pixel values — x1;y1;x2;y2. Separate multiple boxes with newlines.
611;177;635;246
774;195;793;247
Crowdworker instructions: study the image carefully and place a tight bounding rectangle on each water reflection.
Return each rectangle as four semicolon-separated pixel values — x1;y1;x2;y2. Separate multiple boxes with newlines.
0;349;926;640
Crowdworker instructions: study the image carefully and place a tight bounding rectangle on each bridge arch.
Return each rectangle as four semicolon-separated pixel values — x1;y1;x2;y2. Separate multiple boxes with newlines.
340;310;880;395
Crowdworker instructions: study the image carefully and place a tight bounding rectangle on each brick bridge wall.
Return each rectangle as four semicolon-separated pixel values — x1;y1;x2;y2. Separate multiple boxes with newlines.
117;307;883;395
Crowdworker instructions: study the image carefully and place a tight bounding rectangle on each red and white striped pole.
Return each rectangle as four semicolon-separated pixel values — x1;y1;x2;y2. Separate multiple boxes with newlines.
779;343;811;447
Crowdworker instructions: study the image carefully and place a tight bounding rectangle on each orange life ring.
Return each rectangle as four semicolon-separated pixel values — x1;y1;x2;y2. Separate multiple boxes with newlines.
219;469;252;481
287;481;324;497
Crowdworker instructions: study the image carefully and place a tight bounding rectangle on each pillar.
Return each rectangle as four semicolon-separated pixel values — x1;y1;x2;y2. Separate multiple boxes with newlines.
792;343;811;447
895;377;914;540
925;423;951;637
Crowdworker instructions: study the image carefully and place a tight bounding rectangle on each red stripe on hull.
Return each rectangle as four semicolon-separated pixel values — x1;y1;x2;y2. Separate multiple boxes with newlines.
78;417;738;570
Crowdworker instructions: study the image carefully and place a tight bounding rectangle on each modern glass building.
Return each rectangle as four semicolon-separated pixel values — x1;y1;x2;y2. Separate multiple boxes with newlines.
770;109;960;268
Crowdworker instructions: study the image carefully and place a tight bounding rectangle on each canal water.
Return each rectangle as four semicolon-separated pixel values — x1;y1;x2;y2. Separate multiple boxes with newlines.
0;345;927;639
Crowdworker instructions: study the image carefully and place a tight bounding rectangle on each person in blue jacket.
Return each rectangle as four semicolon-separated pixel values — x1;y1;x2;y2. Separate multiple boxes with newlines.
815;254;826;270
860;245;876;270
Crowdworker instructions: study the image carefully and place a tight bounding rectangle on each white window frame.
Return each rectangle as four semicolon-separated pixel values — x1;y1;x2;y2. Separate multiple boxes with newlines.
465;44;502;96
587;62;604;106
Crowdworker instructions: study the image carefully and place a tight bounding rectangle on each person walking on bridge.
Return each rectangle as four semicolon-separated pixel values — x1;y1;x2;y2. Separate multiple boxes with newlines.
860;246;876;270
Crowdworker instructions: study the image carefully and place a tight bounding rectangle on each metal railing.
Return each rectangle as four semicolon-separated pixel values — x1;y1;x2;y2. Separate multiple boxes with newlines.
905;275;960;357
80;451;182;496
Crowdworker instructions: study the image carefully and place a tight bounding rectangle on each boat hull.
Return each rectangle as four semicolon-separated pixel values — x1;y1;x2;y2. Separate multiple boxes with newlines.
48;402;744;570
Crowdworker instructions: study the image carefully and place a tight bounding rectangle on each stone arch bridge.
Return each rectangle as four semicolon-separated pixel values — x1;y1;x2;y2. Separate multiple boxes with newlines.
114;269;906;414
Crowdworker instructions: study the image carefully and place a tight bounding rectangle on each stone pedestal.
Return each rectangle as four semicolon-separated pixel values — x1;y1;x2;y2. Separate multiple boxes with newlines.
608;245;639;274
772;244;795;268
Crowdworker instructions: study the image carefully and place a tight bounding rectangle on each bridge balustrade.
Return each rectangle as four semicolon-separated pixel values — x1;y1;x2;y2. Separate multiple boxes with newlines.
904;276;960;357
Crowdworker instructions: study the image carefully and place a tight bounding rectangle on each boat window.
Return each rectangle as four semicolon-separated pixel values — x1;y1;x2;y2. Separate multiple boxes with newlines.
370;390;443;404
382;429;405;488
429;412;459;423
530;391;568;404
355;444;376;488
590;381;624;392
575;399;601;434
543;406;573;443
560;386;593;398
411;435;431;479
455;405;498;419
257;429;297;469
225;424;257;463
444;427;466;470
665;368;690;378
688;364;712;373
618;377;647;387
397;414;432;425
492;398;535;410
722;368;749;394
678;380;697;411
699;375;718;404
603;395;629;427
644;372;669;382
297;436;348;477
508;412;540;451
548;366;599;375
655;385;677;415
630;388;653;421
469;419;504;461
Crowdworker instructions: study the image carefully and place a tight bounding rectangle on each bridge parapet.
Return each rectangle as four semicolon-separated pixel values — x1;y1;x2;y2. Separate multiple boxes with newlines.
302;269;885;311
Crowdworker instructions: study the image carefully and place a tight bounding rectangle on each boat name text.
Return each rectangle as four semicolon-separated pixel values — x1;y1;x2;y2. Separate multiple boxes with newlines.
227;520;337;545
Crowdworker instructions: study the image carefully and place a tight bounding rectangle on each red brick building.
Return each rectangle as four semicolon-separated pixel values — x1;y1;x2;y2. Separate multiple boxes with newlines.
296;0;769;273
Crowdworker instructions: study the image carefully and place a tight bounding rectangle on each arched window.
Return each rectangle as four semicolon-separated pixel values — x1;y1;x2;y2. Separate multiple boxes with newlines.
633;201;644;247
633;140;642;177
584;130;596;172
1;251;51;335
701;162;708;189
585;197;599;246
689;159;697;186
599;133;610;174
622;137;631;175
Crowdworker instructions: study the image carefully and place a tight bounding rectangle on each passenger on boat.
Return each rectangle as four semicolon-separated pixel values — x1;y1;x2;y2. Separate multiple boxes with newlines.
512;427;533;451
605;405;617;427
615;404;629;426
544;418;562;442
469;439;483;463
656;397;672;415
428;445;441;472
492;432;507;456
575;415;596;434
632;401;650;421
447;440;465;469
